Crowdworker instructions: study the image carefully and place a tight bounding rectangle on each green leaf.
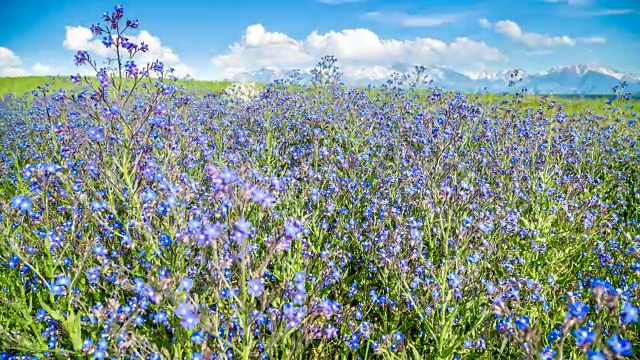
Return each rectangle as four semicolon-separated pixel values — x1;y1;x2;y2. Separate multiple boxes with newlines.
39;299;82;351
38;300;62;322
409;344;422;360
66;309;83;351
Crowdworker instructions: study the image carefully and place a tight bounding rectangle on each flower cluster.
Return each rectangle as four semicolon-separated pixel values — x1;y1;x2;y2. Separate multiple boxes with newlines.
0;4;639;360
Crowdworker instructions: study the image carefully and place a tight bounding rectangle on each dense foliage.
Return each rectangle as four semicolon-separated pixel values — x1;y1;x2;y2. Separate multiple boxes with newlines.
1;5;639;360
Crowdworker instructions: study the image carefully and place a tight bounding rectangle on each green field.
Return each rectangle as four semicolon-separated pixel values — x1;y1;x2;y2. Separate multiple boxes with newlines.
0;76;235;97
2;73;639;359
2;76;636;117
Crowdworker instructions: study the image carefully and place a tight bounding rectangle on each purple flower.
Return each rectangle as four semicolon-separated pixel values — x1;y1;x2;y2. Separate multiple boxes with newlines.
214;168;237;185
154;102;168;115
74;50;89;66
447;273;462;288
175;302;195;318
515;315;530;331
620;301;638;324
96;69;110;88
87;127;105;142
133;278;146;295
284;218;304;239
50;283;65;296
125;60;138;77
540;346;556;360
190;330;205;344
567;301;590;320
202;223;221;241
485;281;497;294
152;60;164;73
10;195;32;213
574;327;596;348
93;243;108;257
586;349;606;360
54;275;71;287
180;311;200;330
158;233;172;247
86;267;100;284
251;187;276;208
102;106;119;119
248;278;265;297
141;189;157;203
90;24;102;35
283;303;304;328
178;277;194;292
126;19;139;28
325;325;338;339
606;334;632;356
102;36;114;48
234;218;252;243
175;302;200;330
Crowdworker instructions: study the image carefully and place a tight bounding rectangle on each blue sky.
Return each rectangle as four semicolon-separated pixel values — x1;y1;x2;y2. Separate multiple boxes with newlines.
0;0;638;81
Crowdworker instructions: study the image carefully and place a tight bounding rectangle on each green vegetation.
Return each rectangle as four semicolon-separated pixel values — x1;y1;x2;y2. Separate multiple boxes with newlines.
2;76;636;116
0;76;234;97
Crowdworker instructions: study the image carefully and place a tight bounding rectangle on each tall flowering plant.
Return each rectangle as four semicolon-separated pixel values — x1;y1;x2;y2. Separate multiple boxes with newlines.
0;4;638;360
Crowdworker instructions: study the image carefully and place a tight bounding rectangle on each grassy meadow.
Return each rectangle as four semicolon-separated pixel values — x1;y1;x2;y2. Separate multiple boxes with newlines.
1;8;639;360
2;75;637;116
0;76;235;97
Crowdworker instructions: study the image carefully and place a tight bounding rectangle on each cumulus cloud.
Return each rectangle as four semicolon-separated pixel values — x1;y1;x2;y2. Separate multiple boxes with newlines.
0;47;22;68
478;18;491;28
363;11;464;27
480;18;605;48
0;47;54;77
210;24;506;81
31;63;53;75
0;66;28;77
0;46;27;76
63;26;191;77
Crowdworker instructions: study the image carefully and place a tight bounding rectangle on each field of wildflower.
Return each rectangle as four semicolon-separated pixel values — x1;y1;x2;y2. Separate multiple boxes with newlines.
1;5;639;360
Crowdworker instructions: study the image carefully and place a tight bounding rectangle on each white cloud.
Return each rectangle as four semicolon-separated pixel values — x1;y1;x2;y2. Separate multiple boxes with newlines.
0;47;22;68
31;63;53;75
575;8;634;16
63;26;192;77
63;26;105;55
341;64;395;81
480;19;606;48
0;47;57;77
541;0;633;16
493;20;575;47
0;47;27;77
364;11;464;27
577;36;606;44
210;24;506;81
478;18;491;28
0;66;28;77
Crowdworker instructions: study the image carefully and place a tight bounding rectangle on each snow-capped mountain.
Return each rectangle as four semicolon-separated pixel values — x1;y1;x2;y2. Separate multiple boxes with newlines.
227;64;640;95
522;65;639;94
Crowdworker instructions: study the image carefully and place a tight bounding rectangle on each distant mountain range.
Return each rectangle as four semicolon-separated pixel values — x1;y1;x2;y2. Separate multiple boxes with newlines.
227;64;640;95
